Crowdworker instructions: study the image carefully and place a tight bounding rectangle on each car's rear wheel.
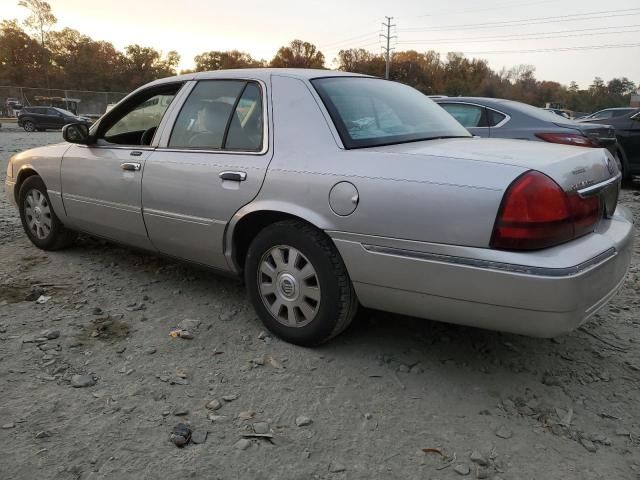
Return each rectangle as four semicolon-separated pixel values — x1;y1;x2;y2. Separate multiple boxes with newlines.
245;220;358;346
18;176;76;250
23;121;35;132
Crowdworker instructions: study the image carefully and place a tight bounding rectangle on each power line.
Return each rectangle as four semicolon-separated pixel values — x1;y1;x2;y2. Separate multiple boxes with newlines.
410;0;557;18
318;31;381;49
454;42;640;55
399;8;640;32
397;25;640;45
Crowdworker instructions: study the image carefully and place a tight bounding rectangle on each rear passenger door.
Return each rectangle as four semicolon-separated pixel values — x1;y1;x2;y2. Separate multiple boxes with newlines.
142;78;272;270
46;108;65;128
438;102;489;137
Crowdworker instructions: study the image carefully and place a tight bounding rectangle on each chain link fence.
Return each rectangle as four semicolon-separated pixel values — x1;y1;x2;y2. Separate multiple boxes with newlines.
0;86;128;119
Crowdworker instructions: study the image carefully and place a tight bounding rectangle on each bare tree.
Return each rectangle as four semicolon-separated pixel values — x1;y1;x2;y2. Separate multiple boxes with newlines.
18;0;57;88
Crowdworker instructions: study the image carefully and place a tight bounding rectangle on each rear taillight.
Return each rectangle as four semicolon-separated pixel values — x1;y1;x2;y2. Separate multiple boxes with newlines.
535;132;600;147
491;171;601;250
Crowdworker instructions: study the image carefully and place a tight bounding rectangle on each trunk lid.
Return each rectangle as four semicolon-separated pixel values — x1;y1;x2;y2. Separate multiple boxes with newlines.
368;137;618;193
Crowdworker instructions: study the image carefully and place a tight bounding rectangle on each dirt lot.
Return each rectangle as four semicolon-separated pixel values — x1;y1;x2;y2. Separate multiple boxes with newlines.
1;123;639;480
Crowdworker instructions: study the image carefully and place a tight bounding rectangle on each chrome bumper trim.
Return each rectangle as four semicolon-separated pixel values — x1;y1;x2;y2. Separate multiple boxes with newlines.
362;244;617;278
577;173;621;198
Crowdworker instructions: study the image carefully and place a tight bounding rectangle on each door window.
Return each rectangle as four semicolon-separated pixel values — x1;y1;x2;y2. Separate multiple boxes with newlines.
98;84;182;146
168;80;263;151
487;109;507;127
104;94;176;144
440;103;488;128
225;83;264;151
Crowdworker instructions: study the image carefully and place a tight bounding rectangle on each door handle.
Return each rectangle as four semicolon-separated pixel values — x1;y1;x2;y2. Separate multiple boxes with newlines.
121;162;141;171
130;151;143;157
219;171;247;182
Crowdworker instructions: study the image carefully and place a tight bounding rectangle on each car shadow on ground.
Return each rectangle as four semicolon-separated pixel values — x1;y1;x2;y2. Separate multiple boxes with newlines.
67;232;561;380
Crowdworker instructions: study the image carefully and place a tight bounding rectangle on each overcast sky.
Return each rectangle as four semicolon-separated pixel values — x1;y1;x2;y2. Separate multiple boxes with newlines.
2;0;639;88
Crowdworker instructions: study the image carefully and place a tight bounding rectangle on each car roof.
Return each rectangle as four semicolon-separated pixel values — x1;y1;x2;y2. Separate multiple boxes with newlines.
149;68;371;86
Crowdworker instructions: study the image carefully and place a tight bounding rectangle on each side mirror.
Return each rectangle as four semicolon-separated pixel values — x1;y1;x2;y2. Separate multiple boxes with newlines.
62;123;90;144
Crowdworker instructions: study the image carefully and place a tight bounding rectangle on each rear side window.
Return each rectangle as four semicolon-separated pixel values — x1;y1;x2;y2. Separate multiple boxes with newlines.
440;103;488;128
169;80;264;151
611;109;632;118
487;109;507;127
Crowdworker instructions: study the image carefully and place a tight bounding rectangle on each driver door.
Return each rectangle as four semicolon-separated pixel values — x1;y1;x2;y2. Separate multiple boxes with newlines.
60;84;181;249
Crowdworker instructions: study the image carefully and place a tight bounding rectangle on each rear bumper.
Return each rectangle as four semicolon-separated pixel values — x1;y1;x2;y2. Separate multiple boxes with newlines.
330;207;633;337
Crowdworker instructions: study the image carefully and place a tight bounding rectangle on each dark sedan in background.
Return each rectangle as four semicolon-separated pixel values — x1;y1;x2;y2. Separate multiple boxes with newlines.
435;97;625;176
579;108;640;177
17;107;92;132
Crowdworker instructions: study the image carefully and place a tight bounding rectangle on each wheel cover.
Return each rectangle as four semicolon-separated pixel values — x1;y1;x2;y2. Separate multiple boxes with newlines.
257;245;321;328
25;122;34;132
24;188;52;240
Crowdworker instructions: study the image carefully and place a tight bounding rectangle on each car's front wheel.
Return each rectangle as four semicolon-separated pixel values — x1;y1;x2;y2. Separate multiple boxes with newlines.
23;121;35;132
245;220;358;346
18;176;77;250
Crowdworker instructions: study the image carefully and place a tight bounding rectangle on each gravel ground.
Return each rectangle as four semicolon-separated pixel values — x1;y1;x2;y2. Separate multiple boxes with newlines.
1;122;639;480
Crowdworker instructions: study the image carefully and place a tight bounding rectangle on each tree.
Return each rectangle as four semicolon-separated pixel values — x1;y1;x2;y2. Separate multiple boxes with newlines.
336;48;385;77
270;40;324;68
194;50;263;71
0;20;44;85
47;27;127;90
123;45;180;87
607;77;636;97
18;0;56;88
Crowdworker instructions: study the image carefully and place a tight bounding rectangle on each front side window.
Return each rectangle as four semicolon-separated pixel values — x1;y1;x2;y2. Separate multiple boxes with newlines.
312;77;470;149
169;80;264;151
104;93;177;144
440;103;488;128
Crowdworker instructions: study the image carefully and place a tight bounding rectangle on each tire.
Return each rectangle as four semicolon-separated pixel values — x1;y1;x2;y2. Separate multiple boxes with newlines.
245;220;358;346
18;176;77;250
23;121;35;132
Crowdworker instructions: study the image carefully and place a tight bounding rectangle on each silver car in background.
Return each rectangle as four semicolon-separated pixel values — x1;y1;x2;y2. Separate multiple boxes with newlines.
4;69;633;345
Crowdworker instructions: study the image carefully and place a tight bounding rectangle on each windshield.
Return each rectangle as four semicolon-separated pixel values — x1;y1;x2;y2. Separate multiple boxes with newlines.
54;107;77;117
312;77;470;148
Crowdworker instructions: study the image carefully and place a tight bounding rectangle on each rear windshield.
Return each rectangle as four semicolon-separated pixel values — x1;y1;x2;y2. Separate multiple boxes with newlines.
312;77;470;148
498;100;580;124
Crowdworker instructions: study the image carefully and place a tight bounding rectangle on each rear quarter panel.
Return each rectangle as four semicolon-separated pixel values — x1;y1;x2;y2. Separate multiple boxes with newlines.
237;75;527;248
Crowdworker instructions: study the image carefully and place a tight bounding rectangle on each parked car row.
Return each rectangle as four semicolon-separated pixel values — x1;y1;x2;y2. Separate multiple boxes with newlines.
434;97;640;180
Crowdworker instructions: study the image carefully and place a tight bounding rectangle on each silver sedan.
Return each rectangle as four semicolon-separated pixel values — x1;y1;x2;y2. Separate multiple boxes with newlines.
4;69;633;345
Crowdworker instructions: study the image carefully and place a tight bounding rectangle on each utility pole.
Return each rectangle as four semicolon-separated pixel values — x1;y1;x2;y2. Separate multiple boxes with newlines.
381;16;396;80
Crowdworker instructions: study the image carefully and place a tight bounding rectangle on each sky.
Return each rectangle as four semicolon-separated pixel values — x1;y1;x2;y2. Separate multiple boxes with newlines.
1;0;640;89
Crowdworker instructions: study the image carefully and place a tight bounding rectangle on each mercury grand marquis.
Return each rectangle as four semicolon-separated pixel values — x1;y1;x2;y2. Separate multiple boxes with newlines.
4;69;633;345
